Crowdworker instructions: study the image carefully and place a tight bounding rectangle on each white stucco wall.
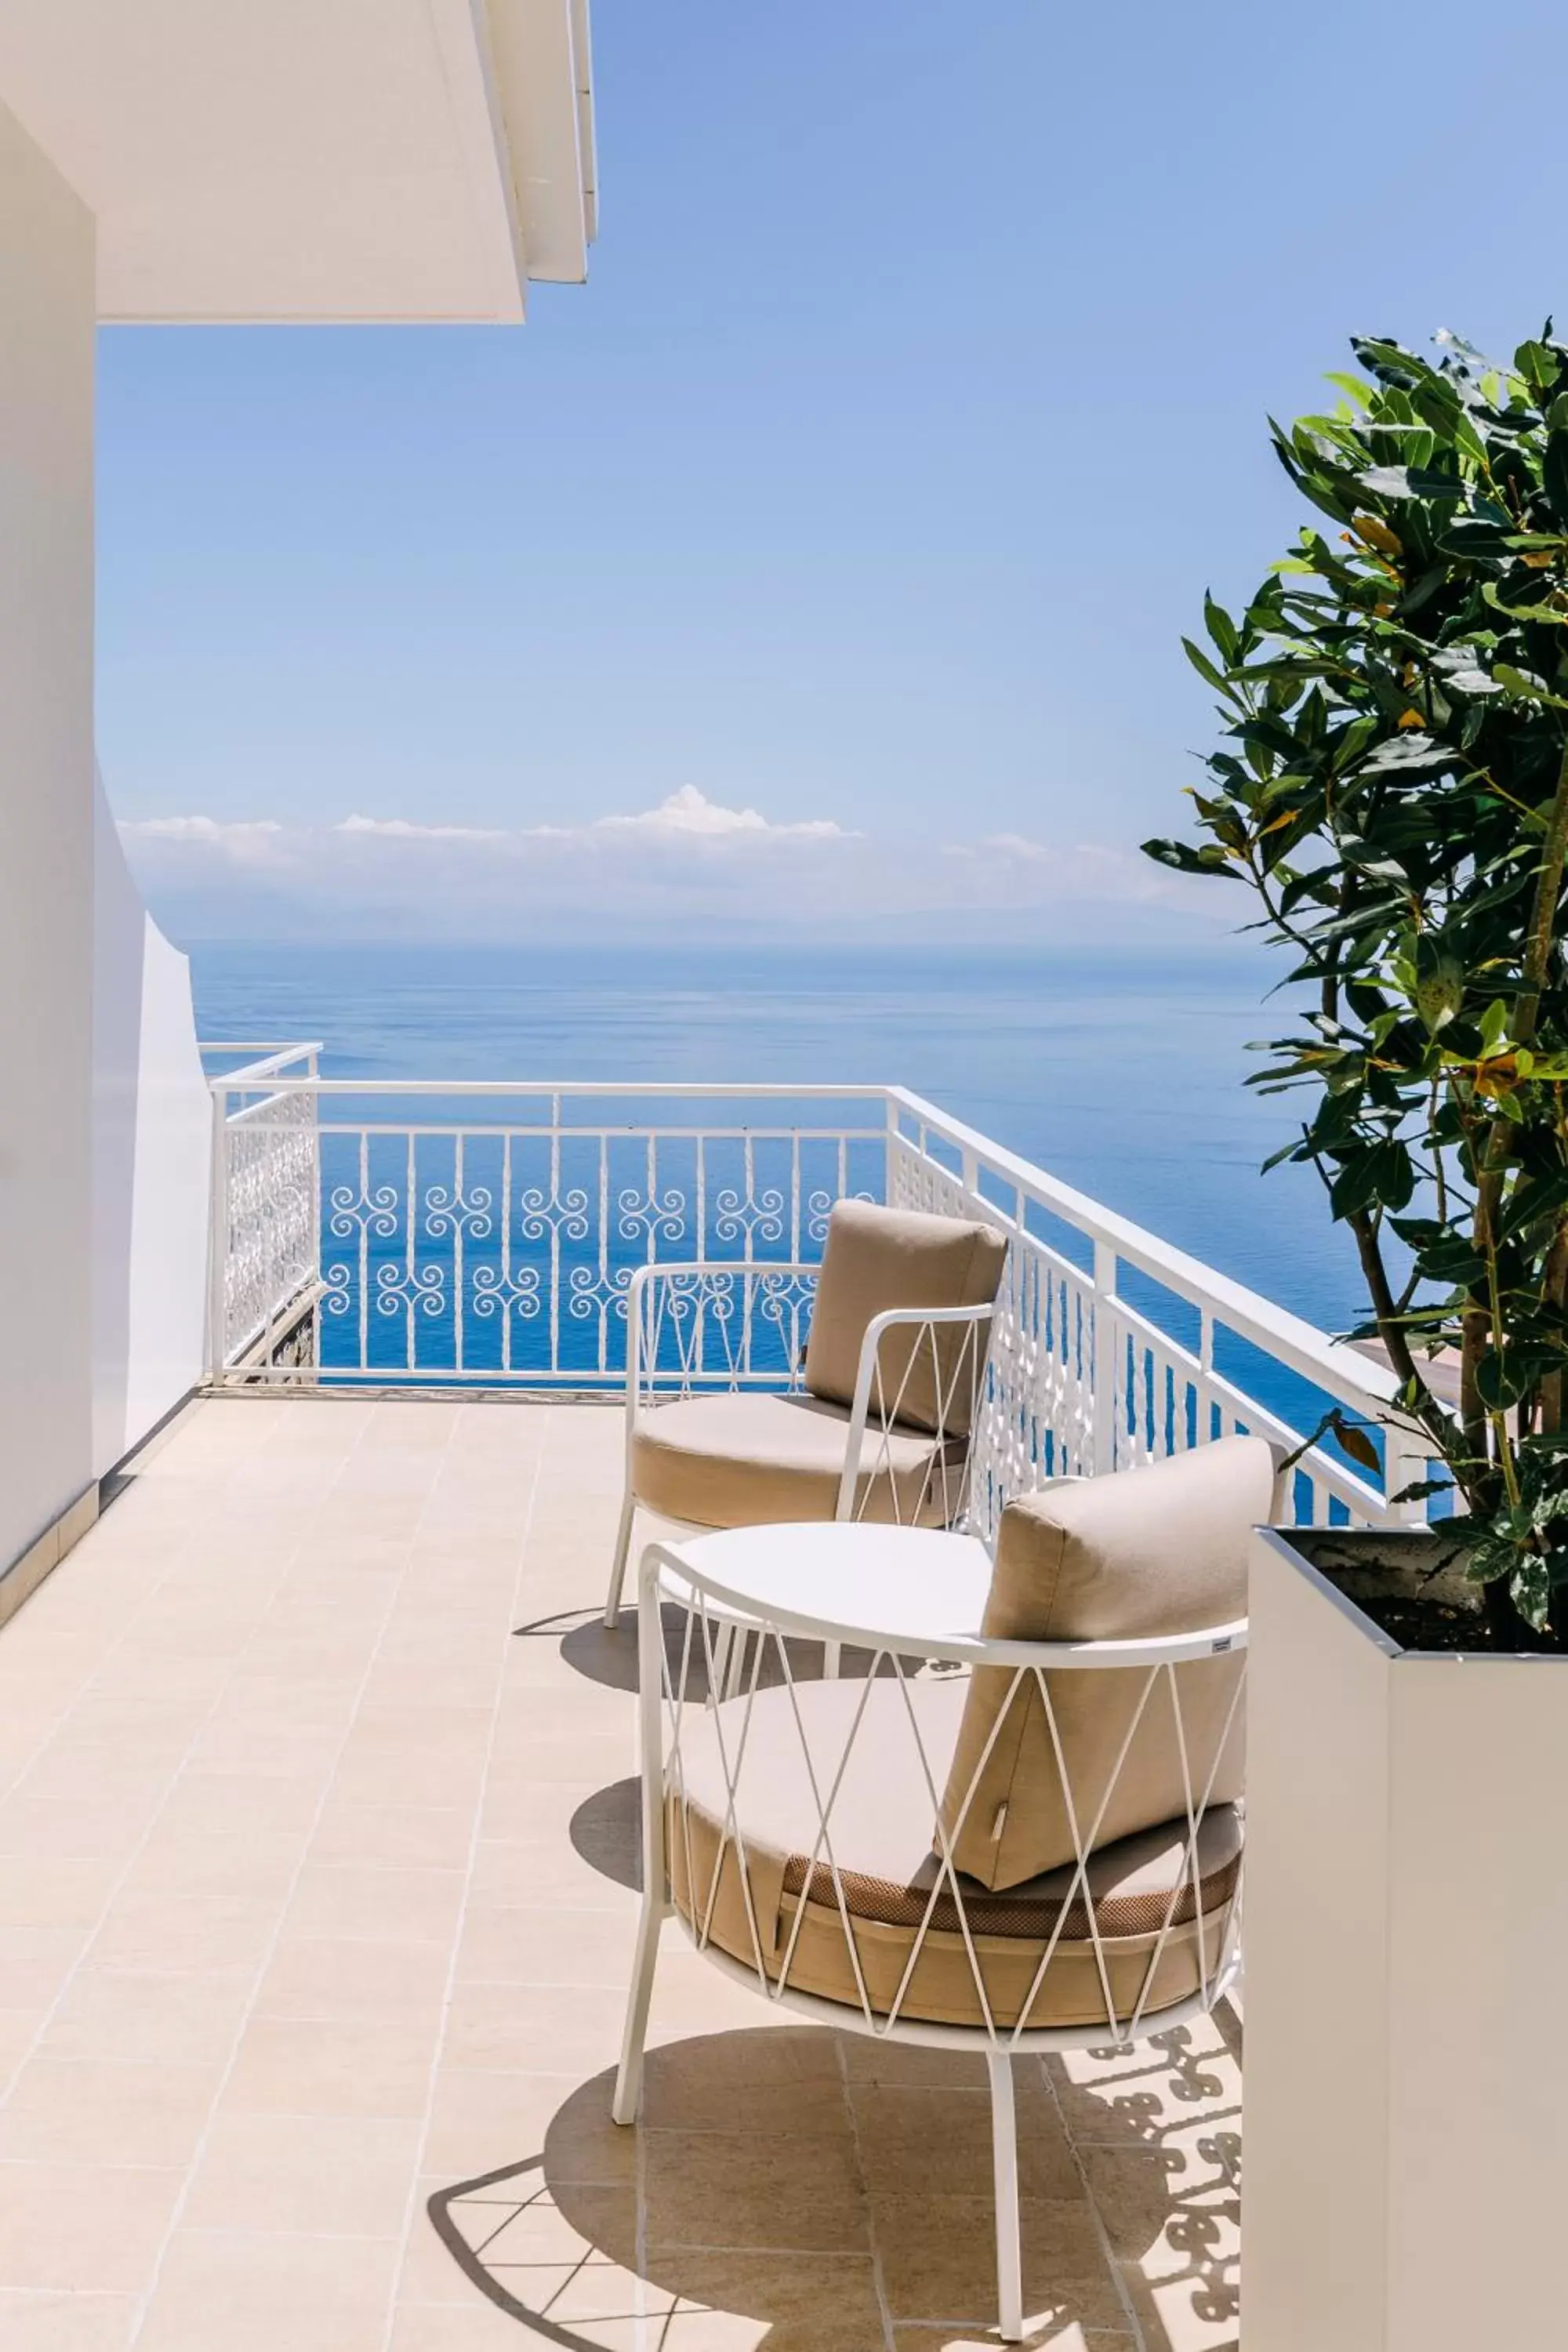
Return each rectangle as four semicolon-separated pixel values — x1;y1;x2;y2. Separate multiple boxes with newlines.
91;774;211;1474
0;97;96;1572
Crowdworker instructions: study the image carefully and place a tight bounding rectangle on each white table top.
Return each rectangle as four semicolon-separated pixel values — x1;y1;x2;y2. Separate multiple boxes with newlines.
652;1520;993;1649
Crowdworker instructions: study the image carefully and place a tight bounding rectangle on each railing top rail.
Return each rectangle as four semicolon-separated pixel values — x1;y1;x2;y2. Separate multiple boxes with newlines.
200;1065;1401;1424
201;1040;323;1083
205;1077;894;1098
887;1085;1403;1410
200;1038;321;1052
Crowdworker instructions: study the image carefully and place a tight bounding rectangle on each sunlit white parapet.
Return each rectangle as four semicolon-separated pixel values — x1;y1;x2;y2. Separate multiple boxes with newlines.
0;4;597;1595
91;773;212;1475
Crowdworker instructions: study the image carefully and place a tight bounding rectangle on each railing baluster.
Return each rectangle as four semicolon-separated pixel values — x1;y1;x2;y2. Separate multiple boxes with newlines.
1091;1240;1118;1476
453;1131;466;1375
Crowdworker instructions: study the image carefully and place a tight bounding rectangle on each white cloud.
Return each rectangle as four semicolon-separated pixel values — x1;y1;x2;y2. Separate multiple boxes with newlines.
337;814;506;842
589;785;848;840
117;788;1228;940
125;815;282;842
119;814;287;868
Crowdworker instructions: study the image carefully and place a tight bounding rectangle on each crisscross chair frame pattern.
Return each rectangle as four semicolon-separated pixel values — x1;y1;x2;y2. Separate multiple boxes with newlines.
613;1537;1247;2341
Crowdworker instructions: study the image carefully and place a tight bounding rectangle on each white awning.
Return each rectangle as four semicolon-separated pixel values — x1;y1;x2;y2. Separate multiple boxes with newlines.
0;0;595;322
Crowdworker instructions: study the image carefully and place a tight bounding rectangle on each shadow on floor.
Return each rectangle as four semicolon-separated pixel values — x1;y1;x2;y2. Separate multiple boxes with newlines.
568;1778;642;1893
550;1606;887;1700
427;2025;1242;2349
553;1613;643;1694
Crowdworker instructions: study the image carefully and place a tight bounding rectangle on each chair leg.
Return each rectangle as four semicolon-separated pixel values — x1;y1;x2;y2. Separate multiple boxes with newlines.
612;1886;663;2125
603;1490;637;1628
986;2047;1024;2343
615;1544;669;2126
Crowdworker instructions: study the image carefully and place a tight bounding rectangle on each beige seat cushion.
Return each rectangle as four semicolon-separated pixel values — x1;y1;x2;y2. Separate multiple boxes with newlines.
631;1389;964;1530
803;1200;1008;1438
938;1436;1276;1890
668;1676;1240;2031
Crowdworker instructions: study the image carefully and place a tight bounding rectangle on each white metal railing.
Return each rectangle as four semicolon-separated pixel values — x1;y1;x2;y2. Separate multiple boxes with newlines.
201;1071;1421;1533
203;1043;322;1375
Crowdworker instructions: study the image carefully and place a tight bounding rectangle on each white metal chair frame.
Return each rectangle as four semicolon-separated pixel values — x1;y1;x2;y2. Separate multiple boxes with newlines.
612;1536;1247;2343
602;1258;998;1626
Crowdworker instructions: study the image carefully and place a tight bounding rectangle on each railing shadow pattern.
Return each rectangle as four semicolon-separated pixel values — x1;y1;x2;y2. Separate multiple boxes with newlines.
426;2021;1243;2350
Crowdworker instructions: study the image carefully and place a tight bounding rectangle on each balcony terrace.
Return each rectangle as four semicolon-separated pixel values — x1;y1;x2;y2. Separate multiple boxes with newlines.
0;1395;1250;2352
0;1073;1402;2350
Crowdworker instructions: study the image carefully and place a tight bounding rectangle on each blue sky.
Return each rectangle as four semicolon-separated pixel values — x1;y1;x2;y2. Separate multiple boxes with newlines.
103;0;1568;939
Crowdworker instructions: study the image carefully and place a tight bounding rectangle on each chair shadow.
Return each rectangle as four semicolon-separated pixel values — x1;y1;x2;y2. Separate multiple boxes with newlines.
426;2026;1241;2350
568;1778;641;1893
547;1606;886;1699
512;1610;644;1696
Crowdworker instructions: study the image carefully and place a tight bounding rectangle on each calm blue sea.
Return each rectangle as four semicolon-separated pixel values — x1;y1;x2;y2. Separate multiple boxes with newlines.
187;938;1359;1345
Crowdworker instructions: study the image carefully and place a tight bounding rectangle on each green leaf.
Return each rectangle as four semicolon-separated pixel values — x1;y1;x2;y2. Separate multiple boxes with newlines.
1203;593;1240;664
1428;650;1500;697
1484;579;1568;624
1181;636;1232;695
1479;998;1511;1054
1515;337;1560;392
1436;517;1515;556
1325;371;1371;409
1514;1555;1552;1630
1493;662;1568;711
1358;732;1451;777
1358;464;1414;498
1140;837;1240;880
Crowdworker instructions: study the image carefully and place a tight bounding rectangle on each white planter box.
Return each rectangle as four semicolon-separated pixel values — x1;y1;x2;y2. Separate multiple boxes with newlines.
1243;1525;1568;2352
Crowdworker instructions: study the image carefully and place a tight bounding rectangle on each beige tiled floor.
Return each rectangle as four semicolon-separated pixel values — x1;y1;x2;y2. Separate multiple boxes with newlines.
0;1399;1241;2350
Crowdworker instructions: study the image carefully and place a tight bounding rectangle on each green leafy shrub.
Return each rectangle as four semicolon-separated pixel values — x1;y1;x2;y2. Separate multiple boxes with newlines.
1146;327;1568;1642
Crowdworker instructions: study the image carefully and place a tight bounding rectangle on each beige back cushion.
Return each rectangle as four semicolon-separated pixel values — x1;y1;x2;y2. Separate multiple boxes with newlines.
938;1436;1276;1889
803;1199;1008;1438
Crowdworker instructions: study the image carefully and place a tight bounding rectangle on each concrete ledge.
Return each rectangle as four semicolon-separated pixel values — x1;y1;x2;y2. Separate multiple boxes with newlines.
0;1480;99;1632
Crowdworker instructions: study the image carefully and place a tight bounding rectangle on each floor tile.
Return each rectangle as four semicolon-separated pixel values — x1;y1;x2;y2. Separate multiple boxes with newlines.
641;2126;869;2253
253;1932;452;2029
0;2058;219;2169
872;2191;1125;2331
422;2067;597;2176
455;1901;636;1987
440;1980;628;2078
310;1802;477;1871
0;1926;93;2009
41;1970;253;2068
850;2081;1083;2201
282;1860;467;1946
0;2164;184;2292
644;2248;886;2346
86;1890;278;1976
0;2289;140;2350
182;2109;423;2237
134;2228;397;2352
221;2014;436;2119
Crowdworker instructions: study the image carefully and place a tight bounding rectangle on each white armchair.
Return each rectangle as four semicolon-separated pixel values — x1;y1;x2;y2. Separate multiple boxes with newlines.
610;1438;1268;2339
602;1198;1010;1626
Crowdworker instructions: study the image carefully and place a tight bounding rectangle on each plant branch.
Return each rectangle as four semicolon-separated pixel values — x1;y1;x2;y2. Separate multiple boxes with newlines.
1465;732;1568;1478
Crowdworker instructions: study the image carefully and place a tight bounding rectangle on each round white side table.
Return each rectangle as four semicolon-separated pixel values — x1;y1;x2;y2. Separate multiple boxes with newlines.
652;1518;993;1688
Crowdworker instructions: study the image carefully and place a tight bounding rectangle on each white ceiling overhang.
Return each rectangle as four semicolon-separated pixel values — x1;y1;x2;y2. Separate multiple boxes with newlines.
0;0;595;322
